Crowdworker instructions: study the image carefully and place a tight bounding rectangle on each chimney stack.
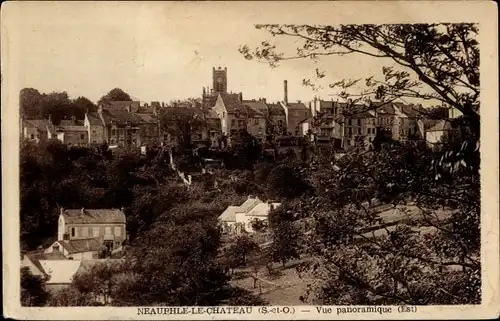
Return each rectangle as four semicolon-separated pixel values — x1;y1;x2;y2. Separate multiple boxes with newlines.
60;207;64;216
284;80;288;105
81;207;84;215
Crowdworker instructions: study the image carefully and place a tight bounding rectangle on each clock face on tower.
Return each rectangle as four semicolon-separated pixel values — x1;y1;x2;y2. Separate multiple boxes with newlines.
217;77;223;83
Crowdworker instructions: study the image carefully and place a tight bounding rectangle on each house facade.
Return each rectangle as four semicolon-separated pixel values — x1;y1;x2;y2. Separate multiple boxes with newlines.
21;119;50;143
218;196;281;234
49;207;127;259
97;101;160;149
84;113;107;145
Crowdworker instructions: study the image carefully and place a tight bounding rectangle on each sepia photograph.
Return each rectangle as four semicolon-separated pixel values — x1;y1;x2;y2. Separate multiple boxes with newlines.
2;1;498;319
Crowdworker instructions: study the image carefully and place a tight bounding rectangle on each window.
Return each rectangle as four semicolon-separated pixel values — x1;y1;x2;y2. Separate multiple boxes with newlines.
93;140;97;143
254;119;259;125
105;226;112;235
231;120;236;127
348;128;352;135
111;129;116;135
357;119;361;126
111;139;115;144
53;244;60;252
82;227;88;237
348;119;352;125
114;226;121;237
80;134;85;139
357;128;361;135
71;227;76;237
92;130;96;134
93;227;100;237
30;134;35;139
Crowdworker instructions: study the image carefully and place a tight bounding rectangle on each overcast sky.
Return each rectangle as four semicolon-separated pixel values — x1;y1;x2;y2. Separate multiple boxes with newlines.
4;2;456;106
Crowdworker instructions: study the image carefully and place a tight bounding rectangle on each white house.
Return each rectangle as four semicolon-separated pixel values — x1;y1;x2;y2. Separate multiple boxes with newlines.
218;196;281;234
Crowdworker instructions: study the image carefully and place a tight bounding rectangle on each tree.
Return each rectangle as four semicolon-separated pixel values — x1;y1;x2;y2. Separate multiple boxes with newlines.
159;107;205;151
226;130;262;169
270;221;301;268
98;88;132;105
20;267;50;306
73;96;97;113
20;88;43;119
225;234;260;267
71;260;127;305
240;23;479;134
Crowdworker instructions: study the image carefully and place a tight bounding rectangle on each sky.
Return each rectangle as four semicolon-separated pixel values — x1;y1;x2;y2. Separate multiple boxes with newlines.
4;2;443;106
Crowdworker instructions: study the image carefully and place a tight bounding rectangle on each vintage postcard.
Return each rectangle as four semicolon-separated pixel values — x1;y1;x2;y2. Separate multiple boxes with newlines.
2;0;499;319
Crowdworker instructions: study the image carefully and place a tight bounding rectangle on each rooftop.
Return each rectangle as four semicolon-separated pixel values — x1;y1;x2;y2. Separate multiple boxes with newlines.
39;260;82;284
61;208;126;224
57;238;106;254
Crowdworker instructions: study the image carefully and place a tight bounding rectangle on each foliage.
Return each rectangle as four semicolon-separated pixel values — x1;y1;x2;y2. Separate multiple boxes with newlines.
72;261;128;305
20;88;95;123
159;106;206;151
223;234;260;270
97;88;132;105
20;267;50;306
240;23;479;132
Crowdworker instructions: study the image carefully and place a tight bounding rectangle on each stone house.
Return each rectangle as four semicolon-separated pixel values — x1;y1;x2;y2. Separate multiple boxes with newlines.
20;119;50;143
97;101;159;149
243;101;267;140
84;112;106;145
266;103;287;136
45;208;127;260
213;93;247;138
47;119;89;147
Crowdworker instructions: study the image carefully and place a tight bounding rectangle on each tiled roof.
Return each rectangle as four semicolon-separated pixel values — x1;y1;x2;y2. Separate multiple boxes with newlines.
246;106;265;118
86;112;104;126
101;109;145;126
219;206;240;222
55;125;87;132
285;102;309;110
61;208;126;224
243;100;268;116
426;119;453;132
238;197;262;213
77;259;125;274
398;103;426;117
24;119;50;131
59;119;84;126
136;113;157;123
267;103;286;116
103;101;140;112
39;260;82;284
58;238;106;254
24;252;67;276
220;94;246;113
246;202;281;217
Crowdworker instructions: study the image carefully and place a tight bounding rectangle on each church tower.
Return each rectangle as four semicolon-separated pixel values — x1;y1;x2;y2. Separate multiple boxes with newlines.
212;66;227;94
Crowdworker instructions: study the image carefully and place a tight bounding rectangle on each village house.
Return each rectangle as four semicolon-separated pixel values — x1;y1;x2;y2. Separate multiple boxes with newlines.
97;101;160;149
20;118;50;143
266;103;287;136
213;93;247;138
424;119;456;148
84;112;107;145
21;251;67;278
47;118;89;147
243;100;267;140
218;196;281;234
45;208;127;260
